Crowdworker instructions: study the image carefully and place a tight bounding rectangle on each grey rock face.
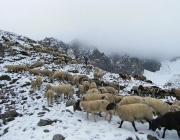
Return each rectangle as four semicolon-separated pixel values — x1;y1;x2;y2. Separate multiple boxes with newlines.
52;134;65;140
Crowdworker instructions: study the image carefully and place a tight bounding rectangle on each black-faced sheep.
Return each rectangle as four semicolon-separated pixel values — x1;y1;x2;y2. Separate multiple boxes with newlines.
44;90;54;106
106;103;156;131
151;111;180;138
80;100;113;122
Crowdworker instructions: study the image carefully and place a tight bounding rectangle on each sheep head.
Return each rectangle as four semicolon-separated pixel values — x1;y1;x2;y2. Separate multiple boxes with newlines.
106;103;116;110
73;100;82;112
151;119;161;131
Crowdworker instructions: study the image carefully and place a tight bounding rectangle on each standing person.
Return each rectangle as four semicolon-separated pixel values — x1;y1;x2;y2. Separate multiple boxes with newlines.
84;56;88;65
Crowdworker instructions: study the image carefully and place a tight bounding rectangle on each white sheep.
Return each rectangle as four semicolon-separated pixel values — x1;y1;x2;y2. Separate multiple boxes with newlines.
93;67;100;72
77;84;85;97
72;75;80;87
80;100;113;122
36;76;42;89
81;93;109;101
133;75;146;81
171;88;180;100
89;81;97;89
31;80;37;90
144;97;170;117
118;96;150;106
40;69;53;77
82;80;90;91
51;71;66;82
113;95;124;103
46;83;52;91
86;88;101;94
52;84;74;101
106;81;120;93
103;86;117;95
29;69;41;75
106;103;156;131
44;90;54;106
93;72;106;80
33;61;44;67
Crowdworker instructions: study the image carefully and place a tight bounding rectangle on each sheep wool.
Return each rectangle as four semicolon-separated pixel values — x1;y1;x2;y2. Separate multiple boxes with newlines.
106;103;156;131
80;100;113;122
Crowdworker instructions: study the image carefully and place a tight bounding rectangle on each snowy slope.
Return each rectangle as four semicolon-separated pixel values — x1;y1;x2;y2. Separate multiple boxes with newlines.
144;59;180;88
0;30;180;140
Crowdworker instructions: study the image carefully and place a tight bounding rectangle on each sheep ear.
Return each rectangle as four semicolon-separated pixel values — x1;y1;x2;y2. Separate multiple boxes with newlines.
82;97;85;101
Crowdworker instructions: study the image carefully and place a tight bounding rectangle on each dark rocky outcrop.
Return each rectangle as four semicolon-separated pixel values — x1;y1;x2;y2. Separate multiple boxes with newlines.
53;134;65;140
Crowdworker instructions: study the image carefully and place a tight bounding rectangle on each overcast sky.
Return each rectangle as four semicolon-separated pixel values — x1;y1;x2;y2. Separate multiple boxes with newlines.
1;0;180;60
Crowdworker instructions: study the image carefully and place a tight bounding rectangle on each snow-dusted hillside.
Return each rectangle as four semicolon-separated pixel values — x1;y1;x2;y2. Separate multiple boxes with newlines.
144;59;180;88
0;30;180;140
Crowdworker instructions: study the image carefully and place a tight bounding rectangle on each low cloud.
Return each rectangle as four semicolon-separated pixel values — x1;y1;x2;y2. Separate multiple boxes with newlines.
1;0;180;61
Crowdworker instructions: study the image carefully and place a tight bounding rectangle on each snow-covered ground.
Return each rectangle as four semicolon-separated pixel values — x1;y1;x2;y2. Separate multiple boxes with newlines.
0;30;180;140
144;60;180;88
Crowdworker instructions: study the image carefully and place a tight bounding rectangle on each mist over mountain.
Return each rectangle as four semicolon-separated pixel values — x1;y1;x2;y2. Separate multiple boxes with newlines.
43;37;162;75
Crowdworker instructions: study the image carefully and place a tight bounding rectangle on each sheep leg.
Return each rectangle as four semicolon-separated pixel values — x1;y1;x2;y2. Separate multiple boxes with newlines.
162;127;167;138
104;112;108;120
144;118;151;129
118;120;124;128
108;112;112;123
132;121;138;132
91;111;96;122
47;99;49;106
86;111;89;119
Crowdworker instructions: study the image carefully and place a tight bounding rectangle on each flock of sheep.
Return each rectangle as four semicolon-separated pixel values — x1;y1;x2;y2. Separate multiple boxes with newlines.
2;35;180;139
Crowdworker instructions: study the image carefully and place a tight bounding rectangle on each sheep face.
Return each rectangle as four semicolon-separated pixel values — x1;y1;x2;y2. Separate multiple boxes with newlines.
73;100;82;112
151;119;161;131
106;103;116;110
